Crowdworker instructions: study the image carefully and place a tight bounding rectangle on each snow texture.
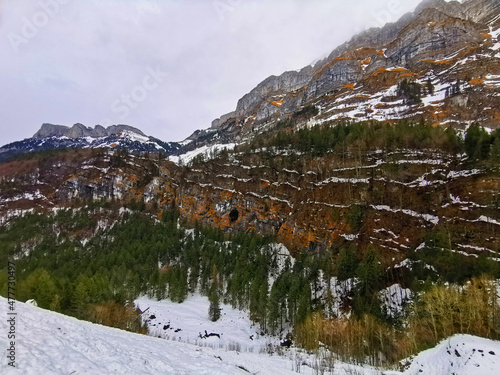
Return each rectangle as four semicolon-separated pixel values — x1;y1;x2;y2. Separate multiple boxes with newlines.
0;297;389;375
404;334;500;375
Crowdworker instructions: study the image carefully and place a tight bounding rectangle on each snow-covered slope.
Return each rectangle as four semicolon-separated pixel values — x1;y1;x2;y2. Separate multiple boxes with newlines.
135;295;274;352
0;297;382;375
0;297;246;375
3;296;500;375
404;334;500;375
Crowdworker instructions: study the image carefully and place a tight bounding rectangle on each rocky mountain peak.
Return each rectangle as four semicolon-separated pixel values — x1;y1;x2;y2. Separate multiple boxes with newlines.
33;123;146;139
192;0;499;150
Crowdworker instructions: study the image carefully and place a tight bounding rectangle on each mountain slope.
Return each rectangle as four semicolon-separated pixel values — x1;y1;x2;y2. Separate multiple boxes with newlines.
0;297;391;375
186;0;500;149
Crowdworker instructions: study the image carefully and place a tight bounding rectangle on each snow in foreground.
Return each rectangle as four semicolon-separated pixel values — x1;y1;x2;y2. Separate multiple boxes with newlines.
404;334;500;375
0;297;382;374
2;295;500;374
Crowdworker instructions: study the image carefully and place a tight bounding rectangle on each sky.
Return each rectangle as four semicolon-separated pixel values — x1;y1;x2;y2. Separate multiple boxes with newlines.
0;0;423;145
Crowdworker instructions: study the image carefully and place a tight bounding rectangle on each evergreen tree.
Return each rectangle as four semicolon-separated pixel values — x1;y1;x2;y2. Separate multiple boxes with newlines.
464;124;491;161
354;246;383;317
490;130;500;162
337;246;359;281
426;78;434;96
208;265;220;322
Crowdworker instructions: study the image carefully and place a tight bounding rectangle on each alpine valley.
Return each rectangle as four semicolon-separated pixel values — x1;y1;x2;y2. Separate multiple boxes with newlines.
2;0;500;374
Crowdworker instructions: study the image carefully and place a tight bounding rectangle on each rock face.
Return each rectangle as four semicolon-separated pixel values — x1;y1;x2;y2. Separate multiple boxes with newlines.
33;123;146;139
189;0;500;148
235;66;314;117
1;144;499;264
33;124;69;139
211;111;237;129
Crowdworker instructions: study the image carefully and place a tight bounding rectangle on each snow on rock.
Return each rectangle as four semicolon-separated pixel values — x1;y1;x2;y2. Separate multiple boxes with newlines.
404;334;500;375
370;205;439;225
380;284;412;318
268;243;295;287
169;143;236;165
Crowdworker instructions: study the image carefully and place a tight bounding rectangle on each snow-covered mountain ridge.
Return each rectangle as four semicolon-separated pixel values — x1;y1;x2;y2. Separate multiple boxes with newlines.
0;124;181;163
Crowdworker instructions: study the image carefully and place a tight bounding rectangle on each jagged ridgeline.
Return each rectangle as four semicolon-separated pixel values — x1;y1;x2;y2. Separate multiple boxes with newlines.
1;0;500;368
0;123;181;163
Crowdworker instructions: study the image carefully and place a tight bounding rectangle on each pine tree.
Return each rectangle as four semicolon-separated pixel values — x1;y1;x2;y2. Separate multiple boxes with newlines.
208;265;220;322
72;279;90;318
490;131;500;162
354;246;383;317
464;124;491;161
426;78;434;96
337;246;358;281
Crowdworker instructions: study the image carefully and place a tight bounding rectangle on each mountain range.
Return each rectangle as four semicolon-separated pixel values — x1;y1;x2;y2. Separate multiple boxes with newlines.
2;0;499;162
0;123;180;163
1;1;500;372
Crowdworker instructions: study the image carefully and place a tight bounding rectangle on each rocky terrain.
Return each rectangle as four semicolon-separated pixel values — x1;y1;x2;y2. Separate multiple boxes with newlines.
1;2;500;370
1;139;498;269
195;0;500;148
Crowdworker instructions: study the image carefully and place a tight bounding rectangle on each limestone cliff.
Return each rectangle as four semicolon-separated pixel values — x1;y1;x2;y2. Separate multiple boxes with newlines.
187;0;500;148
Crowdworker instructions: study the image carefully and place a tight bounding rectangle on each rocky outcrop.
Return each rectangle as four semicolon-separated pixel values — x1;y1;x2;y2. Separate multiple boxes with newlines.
306;58;364;100
234;66;313;117
211;111;237;129
33;123;146;139
34;123;69;139
195;0;500;146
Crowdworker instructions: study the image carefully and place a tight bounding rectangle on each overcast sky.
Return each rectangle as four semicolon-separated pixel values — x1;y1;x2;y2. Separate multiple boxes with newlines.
0;0;423;145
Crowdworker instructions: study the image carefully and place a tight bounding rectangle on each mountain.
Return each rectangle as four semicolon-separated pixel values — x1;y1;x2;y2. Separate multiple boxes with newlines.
0;123;181;163
1;0;500;372
1;0;499;266
184;0;500;149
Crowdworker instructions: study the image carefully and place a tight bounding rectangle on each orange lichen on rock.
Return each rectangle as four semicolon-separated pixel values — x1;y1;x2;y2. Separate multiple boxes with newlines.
361;58;371;65
428;22;437;27
469;77;485;85
334;55;353;61
433;59;453;64
391;67;408;72
343;83;355;90
260;180;270;189
372;67;387;76
375;50;385;56
482;32;492;39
